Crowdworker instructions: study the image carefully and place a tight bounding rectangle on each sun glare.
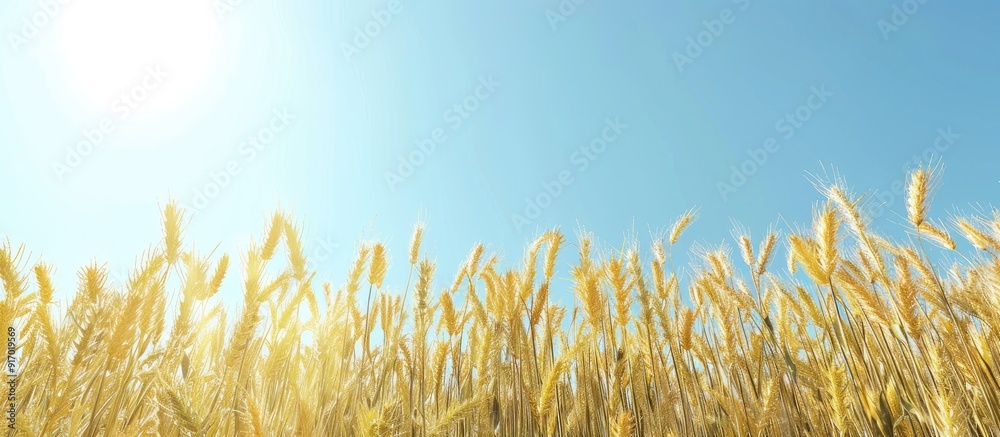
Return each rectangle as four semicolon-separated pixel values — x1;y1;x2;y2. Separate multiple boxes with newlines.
53;0;222;119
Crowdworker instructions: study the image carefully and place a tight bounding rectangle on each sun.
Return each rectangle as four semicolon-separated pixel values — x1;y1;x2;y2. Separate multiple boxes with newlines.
53;0;222;119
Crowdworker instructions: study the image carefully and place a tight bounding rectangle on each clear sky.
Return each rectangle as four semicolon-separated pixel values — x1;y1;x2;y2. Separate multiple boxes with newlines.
2;0;999;306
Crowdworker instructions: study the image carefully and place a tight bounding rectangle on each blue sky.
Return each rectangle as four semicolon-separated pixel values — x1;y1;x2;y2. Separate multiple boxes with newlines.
2;0;998;306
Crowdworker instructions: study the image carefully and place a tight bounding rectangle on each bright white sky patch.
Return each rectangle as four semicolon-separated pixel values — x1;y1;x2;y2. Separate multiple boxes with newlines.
53;0;222;121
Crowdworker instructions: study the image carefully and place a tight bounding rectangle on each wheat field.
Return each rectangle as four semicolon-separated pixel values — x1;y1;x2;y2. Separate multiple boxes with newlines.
5;167;1000;436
